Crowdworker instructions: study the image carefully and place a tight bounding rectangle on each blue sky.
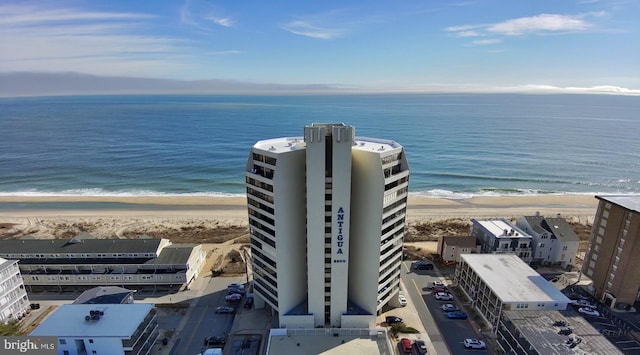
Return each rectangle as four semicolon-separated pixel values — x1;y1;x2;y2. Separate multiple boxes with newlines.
1;0;639;94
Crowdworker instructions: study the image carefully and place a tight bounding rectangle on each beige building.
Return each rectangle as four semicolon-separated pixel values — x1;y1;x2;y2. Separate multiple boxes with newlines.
245;123;409;328
582;195;640;307
436;235;476;263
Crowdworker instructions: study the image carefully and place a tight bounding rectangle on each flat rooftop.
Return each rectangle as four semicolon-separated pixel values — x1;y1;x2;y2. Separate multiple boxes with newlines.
474;219;530;239
503;309;624;354
30;303;153;338
460;254;571;304
597;195;640;213
253;136;402;155
267;329;391;355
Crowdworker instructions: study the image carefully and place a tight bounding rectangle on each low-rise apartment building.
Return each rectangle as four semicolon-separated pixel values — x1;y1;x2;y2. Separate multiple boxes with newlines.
471;219;533;263
455;254;571;333
0;257;30;323
0;234;205;292
31;303;159;355
516;213;579;269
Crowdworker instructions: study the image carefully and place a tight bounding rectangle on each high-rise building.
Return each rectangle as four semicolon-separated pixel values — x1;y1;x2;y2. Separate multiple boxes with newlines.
245;123;409;328
0;257;30;324
582;195;640;307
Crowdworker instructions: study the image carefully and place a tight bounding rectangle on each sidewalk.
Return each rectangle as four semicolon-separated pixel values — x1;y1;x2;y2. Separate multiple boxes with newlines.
148;276;212;355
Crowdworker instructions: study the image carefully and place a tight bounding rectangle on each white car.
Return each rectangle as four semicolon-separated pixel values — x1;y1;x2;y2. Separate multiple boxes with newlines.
463;338;486;349
427;281;446;289
398;294;407;307
578;307;600;317
441;303;459;312
435;292;453;301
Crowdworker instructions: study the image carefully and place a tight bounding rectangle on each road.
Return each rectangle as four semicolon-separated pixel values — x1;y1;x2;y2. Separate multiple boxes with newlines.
169;276;246;355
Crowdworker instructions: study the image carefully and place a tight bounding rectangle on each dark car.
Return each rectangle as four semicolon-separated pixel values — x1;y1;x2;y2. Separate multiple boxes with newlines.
414;339;428;354
215;306;235;314
386;316;403;324
413;261;434;270
204;335;226;347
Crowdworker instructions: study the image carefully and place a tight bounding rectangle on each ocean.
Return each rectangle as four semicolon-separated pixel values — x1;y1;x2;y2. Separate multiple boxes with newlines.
1;94;639;199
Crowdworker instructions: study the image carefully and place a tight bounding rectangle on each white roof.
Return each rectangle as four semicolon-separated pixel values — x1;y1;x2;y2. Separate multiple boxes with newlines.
253;136;402;155
474;219;531;239
31;304;154;338
460;254;571;304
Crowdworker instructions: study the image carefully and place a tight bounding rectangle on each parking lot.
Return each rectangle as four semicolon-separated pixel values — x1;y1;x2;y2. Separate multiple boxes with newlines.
399;261;490;355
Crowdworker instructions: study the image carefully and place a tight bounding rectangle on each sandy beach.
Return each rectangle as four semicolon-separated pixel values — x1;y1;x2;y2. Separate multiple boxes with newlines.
0;194;599;242
0;194;599;218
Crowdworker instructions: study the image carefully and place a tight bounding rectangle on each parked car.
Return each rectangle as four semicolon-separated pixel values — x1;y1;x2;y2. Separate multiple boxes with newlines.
431;287;448;295
435;292;453;301
572;299;597;308
225;293;242;302
227;283;245;291
578;307;600;317
204;335;226;347
441;303;459;312
400;338;413;353
464;338;486;349
215;306;235;314
227;288;245;295
398;294;407;307
386;316;403;324
414;339;428;354
427;281;446;289
413;261;434;270
447;311;468;319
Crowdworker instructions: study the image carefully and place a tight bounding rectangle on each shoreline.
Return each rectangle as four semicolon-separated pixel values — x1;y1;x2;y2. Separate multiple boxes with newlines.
0;195;600;220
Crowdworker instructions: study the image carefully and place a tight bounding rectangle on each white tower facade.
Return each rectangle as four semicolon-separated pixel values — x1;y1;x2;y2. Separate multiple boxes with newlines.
245;123;409;328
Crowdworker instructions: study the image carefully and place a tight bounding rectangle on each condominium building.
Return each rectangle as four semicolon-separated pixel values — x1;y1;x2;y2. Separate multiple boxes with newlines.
516;213;579;269
0;257;30;324
471;219;533;263
0;234;205;292
31;304;158;355
245;123;409;328
455;254;571;333
582;195;640;307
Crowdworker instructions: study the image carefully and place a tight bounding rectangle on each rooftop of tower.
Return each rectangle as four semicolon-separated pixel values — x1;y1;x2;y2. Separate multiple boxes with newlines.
253;136;403;154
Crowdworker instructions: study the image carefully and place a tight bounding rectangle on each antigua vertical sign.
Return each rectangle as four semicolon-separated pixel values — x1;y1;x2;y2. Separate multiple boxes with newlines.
333;206;347;263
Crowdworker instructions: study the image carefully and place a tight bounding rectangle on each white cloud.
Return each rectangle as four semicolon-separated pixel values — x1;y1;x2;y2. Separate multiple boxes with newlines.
457;30;480;37
280;20;343;39
205;15;234;27
487;14;591;35
0;5;153;25
280;9;373;40
0;4;203;78
472;38;501;45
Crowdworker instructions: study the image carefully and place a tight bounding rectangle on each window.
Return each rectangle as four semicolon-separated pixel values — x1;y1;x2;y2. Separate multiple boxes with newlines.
562;245;568;251
64;351;70;355
59;339;67;345
92;351;97;354
89;339;94;344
